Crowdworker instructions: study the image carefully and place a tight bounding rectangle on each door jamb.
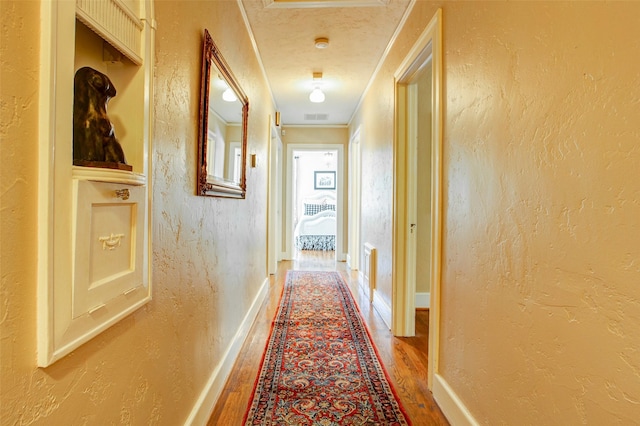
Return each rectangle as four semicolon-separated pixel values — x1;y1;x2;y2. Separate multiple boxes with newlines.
267;119;283;275
348;127;362;270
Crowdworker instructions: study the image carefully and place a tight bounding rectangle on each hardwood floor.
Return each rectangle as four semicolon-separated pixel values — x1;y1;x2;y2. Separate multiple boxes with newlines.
208;251;449;425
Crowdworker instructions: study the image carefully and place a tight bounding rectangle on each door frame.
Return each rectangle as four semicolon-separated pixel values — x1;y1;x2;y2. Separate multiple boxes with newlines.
347;127;362;270
284;143;345;260
267;119;283;275
392;9;442;389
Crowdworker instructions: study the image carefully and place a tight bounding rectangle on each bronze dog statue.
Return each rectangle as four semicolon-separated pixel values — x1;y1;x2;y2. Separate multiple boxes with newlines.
73;66;127;165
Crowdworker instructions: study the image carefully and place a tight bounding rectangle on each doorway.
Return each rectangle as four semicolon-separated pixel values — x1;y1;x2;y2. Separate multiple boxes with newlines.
392;9;442;389
291;149;338;260
396;57;433;336
285;144;345;262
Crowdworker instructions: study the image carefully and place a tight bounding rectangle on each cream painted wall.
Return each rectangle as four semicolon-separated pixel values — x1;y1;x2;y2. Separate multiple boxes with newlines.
351;1;640;424
280;126;349;255
1;1;273;424
282;126;348;145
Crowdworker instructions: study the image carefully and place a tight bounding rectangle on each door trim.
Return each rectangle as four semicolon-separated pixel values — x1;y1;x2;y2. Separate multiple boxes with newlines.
267;119;283;275
392;8;442;390
284;143;345;260
348;127;362;270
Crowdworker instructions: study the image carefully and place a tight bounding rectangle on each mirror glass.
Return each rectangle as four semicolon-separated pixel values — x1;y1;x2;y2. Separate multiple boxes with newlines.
198;29;248;198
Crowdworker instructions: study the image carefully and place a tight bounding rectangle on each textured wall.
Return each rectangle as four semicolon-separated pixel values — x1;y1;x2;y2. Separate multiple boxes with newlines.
440;2;640;423
352;1;640;424
1;1;272;424
349;70;394;309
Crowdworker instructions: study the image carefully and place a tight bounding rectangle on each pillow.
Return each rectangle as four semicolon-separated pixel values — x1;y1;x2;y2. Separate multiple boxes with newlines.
304;202;335;216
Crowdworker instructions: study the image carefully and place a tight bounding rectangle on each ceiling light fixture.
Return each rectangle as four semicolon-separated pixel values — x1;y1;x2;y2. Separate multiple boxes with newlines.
309;87;325;103
222;87;237;102
314;37;329;49
309;72;325;103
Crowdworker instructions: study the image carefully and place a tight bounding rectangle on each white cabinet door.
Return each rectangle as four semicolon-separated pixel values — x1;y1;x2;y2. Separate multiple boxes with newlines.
73;180;146;318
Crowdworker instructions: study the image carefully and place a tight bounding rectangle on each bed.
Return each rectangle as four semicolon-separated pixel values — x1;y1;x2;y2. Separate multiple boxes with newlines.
294;193;336;251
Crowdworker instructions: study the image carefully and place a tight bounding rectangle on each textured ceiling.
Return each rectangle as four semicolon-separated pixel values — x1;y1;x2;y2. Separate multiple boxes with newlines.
240;0;412;126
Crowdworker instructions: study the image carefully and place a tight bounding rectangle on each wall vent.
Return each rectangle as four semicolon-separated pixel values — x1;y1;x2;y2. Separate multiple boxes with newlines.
304;113;329;121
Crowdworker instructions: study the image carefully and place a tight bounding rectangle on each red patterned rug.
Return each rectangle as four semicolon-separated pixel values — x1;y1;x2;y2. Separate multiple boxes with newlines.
243;271;411;425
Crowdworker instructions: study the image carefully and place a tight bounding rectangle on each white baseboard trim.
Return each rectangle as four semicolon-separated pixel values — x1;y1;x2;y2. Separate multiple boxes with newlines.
184;277;270;426
372;289;392;330
432;373;479;426
356;270;369;300
416;292;430;309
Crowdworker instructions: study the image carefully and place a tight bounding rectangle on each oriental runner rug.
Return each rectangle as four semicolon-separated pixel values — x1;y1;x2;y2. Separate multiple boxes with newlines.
243;271;411;425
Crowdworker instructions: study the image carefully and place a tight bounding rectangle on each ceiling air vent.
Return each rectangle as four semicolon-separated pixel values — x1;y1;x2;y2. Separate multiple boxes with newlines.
304;113;329;121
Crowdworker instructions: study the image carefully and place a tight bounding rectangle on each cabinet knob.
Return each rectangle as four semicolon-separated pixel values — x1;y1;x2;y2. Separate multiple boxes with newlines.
115;189;130;200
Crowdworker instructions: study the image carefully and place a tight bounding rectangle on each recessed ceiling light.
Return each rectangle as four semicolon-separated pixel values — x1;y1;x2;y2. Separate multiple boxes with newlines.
315;37;329;49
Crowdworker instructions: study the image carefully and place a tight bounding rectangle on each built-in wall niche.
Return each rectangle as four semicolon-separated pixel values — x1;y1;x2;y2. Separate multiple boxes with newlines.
37;0;155;367
74;20;145;173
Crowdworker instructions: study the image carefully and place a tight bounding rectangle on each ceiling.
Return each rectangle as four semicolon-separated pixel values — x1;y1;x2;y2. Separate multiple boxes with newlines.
239;0;412;126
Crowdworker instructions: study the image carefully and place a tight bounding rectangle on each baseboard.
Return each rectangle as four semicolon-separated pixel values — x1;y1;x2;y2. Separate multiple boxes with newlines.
432;373;479;426
356;270;369;301
184;277;270;426
372;289;392;330
346;254;352;268
416;292;430;309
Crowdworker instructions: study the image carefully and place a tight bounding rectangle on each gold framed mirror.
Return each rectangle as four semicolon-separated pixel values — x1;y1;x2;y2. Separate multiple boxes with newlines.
197;29;248;198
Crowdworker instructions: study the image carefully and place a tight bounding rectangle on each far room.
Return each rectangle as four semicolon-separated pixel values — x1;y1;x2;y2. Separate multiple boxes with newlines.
292;150;338;258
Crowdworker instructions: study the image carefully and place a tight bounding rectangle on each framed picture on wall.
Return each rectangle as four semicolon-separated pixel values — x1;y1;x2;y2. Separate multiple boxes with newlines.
314;171;336;190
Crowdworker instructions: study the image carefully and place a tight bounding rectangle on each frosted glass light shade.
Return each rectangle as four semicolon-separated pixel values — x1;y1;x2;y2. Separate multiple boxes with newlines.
223;88;238;102
309;87;325;103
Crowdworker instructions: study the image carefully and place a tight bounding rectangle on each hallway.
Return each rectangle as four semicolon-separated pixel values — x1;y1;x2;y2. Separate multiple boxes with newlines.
208;252;449;425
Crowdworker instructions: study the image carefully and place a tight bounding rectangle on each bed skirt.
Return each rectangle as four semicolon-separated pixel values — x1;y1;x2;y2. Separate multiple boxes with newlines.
295;235;335;251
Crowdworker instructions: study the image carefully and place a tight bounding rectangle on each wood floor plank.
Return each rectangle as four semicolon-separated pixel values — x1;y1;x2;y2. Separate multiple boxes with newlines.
208;252;449;425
